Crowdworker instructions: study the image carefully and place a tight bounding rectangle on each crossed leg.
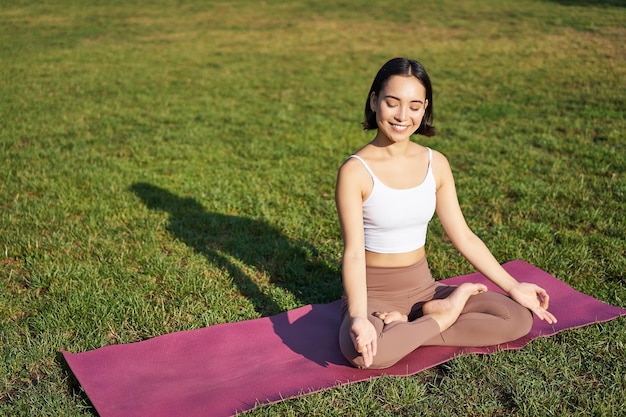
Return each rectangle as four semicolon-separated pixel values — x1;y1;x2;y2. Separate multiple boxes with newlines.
339;285;533;369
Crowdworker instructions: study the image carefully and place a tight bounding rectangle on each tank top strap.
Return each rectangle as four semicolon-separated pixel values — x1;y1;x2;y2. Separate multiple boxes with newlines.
348;155;378;181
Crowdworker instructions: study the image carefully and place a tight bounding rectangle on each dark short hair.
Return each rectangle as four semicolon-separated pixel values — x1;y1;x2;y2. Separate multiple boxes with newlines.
362;58;435;137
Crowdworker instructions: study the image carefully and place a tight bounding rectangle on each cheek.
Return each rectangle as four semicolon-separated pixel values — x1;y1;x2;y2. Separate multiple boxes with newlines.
376;104;393;120
412;109;426;123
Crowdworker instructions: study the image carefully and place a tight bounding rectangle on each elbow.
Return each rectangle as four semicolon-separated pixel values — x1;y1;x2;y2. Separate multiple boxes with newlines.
449;229;482;253
341;250;365;266
340;245;366;267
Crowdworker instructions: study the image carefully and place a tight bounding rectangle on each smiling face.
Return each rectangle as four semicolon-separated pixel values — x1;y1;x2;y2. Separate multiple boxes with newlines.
370;75;429;144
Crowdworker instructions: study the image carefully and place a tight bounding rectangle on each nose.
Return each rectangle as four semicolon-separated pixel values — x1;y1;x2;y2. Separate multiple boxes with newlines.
394;106;407;121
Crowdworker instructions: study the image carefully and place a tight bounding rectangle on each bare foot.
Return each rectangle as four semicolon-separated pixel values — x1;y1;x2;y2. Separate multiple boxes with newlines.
422;283;487;332
374;311;408;324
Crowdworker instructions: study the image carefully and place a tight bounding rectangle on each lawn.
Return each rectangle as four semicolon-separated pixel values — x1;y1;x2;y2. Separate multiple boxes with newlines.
1;0;625;415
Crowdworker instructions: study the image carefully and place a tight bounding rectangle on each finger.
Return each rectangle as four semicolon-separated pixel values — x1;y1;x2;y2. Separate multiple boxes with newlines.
354;335;367;354
545;310;557;324
532;307;546;322
533;306;557;324
351;334;361;352
355;336;365;353
355;335;371;353
536;288;550;309
362;344;373;368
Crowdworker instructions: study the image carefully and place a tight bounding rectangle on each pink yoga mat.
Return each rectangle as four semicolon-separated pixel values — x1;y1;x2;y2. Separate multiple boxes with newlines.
63;260;625;417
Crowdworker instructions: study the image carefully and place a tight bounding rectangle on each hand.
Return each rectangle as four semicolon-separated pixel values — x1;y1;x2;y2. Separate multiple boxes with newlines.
350;317;378;368
509;282;557;324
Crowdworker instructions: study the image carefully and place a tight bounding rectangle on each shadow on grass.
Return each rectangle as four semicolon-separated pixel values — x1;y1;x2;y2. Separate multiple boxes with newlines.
130;182;342;315
56;352;99;417
130;183;347;366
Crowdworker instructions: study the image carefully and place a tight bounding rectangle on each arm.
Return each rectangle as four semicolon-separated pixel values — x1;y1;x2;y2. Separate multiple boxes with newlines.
433;151;557;324
335;159;378;366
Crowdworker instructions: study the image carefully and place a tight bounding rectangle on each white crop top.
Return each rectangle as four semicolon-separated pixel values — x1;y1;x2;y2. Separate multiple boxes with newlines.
350;148;436;254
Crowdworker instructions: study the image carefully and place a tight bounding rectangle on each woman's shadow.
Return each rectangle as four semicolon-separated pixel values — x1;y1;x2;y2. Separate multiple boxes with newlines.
130;183;347;366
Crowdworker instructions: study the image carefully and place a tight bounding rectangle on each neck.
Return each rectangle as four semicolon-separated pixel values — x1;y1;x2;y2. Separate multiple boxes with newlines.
370;133;412;156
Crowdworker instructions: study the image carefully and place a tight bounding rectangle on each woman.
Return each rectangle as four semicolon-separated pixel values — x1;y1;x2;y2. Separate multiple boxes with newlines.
336;58;557;369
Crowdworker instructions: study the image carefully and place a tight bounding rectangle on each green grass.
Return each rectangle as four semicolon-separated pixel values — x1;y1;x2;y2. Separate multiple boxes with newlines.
1;0;625;415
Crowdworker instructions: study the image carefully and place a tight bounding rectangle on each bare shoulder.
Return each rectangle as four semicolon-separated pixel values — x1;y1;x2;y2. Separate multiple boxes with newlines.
430;148;449;165
429;149;454;187
338;156;365;177
337;156;373;202
337;156;369;186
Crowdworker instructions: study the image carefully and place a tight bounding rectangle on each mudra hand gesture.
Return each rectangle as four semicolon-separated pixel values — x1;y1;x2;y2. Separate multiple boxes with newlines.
350;317;378;368
509;282;557;324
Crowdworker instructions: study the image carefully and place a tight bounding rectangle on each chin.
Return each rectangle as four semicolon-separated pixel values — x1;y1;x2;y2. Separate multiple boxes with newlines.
387;131;413;142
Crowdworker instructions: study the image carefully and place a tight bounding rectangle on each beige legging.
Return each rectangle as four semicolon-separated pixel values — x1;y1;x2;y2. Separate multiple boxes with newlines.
339;258;533;369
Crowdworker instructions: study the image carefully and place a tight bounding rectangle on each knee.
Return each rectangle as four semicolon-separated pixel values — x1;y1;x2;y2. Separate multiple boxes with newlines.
338;316;369;368
489;294;534;341
366;355;399;370
338;333;363;368
339;337;396;369
342;351;398;370
508;306;533;340
338;334;399;370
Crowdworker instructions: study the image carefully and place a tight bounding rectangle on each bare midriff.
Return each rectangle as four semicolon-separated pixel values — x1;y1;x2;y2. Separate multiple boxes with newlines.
365;246;426;268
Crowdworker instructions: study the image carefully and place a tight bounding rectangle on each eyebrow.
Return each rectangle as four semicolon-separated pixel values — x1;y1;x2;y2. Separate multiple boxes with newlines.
384;95;425;104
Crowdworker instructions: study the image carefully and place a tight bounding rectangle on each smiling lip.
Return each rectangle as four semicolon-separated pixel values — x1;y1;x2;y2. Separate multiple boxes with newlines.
390;123;410;131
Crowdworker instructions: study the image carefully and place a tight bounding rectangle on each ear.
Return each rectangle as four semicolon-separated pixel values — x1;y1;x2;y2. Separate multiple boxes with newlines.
424;99;429;110
369;92;377;112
